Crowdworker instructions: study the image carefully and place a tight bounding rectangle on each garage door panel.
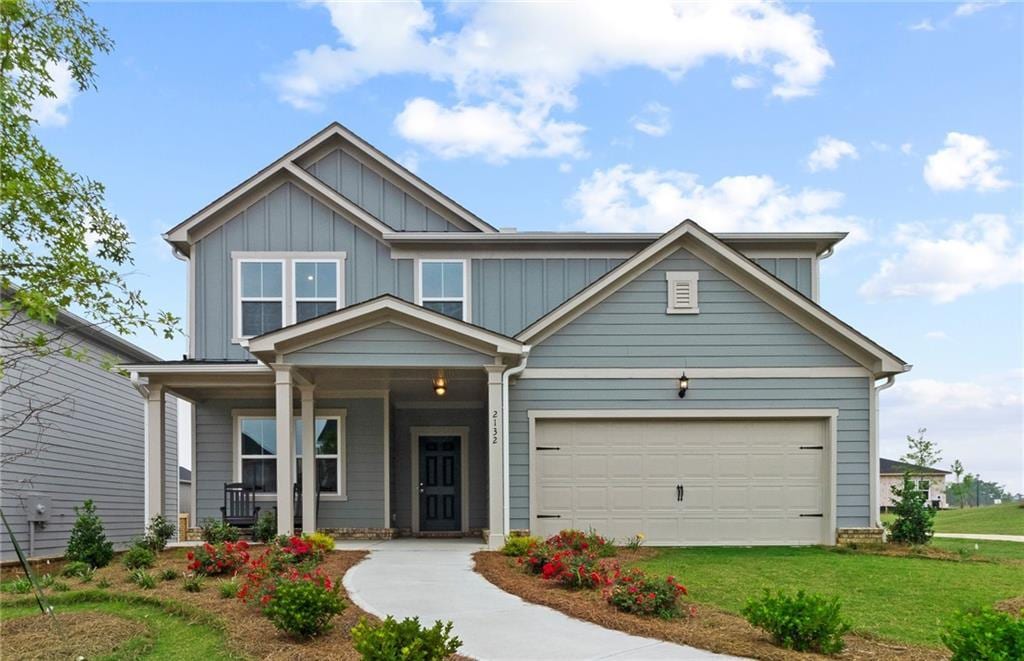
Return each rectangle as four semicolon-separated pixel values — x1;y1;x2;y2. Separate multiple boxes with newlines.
535;418;829;546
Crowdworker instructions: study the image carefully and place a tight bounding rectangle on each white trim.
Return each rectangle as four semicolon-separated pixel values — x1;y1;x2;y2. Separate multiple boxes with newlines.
282;162;396;238
190;401;198;528
383;392;391;529
235;257;286;340
125;364;271;374
416;258;470;323
739;249;819;259
519;367;871;380
393;400;485;410
231;408;349;500
527;408;839;546
291;257;345;323
410;426;470;535
390;248;637;260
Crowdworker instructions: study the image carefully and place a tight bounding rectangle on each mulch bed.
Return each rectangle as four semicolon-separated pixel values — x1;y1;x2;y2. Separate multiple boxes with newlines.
996;596;1024;615
474;551;948;661
2;546;374;660
0;611;151;660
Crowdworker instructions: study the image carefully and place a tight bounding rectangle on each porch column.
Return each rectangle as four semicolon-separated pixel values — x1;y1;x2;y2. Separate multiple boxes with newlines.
274;366;295;536
484;365;506;548
145;384;165;521
299;385;316;534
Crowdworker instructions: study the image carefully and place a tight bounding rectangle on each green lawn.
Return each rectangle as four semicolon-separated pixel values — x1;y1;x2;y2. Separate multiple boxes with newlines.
1;592;233;660
931;502;1024;534
930;537;1024;561
638;546;1024;647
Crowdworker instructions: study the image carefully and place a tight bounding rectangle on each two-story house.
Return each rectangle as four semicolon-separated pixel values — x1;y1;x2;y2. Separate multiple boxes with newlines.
126;123;910;548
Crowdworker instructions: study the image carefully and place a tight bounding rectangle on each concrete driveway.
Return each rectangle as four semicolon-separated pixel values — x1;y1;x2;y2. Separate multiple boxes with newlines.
340;538;737;661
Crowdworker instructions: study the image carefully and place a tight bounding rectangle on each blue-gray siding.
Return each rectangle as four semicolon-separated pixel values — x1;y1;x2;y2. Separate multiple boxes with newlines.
754;257;813;298
193;397;385;528
0;318;177;559
528;248;857;368
286;323;491;367
507;377;871;529
306;148;464;232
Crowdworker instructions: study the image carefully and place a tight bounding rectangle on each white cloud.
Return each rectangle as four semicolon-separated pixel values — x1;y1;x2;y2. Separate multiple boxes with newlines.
30;62;78;128
731;74;760;90
954;1;1007;17
630;102;671;137
558;162;573;174
909;19;935;31
881;372;1023;493
859;214;1024;303
807;136;859;172
924;330;949;340
871;141;890;152
900;142;914;155
270;1;833;160
924;132;1011;192
569;164;868;240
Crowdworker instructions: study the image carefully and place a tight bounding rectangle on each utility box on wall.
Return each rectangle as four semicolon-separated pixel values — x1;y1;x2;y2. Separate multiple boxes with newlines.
24;493;52;523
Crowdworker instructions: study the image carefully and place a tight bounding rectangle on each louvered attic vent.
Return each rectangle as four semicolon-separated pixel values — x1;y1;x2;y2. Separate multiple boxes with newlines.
665;271;699;314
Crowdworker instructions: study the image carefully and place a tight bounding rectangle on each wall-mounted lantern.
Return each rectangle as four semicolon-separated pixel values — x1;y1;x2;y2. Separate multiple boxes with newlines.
433;376;448;397
678;373;689;398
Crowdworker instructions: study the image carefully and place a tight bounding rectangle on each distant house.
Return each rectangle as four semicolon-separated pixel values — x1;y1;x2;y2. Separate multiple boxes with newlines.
179;466;192;522
880;458;950;510
0;306;177;560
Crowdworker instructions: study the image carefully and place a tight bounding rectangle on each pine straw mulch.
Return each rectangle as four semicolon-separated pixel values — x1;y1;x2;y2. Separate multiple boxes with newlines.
474;551;948;661
996;596;1024;615
2;546;374;660
0;611;151;660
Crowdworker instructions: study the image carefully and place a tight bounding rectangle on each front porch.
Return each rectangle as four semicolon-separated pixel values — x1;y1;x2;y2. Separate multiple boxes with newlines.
130;296;526;548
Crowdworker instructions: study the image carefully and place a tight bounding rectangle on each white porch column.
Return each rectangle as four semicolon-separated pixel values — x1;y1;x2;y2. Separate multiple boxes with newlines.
300;385;316;534
144;384;165;521
274;366;295;536
484;365;507;549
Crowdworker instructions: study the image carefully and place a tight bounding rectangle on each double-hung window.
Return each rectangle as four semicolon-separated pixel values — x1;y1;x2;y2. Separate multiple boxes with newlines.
239;261;284;337
294;261;339;323
419;260;466;321
237;412;346;497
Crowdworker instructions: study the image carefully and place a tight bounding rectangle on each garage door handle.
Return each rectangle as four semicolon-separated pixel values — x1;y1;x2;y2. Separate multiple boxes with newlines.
676;484;684;502
800;513;824;518
536;514;561;519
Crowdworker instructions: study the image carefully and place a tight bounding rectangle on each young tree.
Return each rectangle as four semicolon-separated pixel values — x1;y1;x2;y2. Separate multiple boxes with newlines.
1;0;178;485
888;472;935;545
950;460;965;509
900;428;942;469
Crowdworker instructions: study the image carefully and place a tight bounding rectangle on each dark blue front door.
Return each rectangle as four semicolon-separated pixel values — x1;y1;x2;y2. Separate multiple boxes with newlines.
419;436;461;531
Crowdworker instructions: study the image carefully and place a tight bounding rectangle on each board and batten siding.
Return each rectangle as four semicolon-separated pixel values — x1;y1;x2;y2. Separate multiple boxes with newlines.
753;257;813;299
193;182;416;360
285;322;492;368
193;397;385;529
0;318;177;560
305;147;464;232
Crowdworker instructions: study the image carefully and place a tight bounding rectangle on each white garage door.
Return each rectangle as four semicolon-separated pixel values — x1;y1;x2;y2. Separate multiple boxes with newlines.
534;417;830;545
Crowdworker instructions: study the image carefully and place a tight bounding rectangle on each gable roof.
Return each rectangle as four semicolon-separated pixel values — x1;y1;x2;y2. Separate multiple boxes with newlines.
517;219;910;377
163;123;497;252
880;458;951;475
247;294;524;358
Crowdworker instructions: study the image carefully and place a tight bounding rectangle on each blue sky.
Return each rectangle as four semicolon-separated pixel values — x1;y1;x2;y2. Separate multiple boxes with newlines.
35;1;1022;490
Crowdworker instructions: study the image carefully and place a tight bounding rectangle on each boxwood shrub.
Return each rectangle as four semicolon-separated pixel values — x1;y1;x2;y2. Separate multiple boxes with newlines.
742;588;850;654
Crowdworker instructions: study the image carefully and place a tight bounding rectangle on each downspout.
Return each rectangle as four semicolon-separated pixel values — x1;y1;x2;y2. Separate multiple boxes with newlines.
871;375;897;528
502;346;531;535
132;373;150;526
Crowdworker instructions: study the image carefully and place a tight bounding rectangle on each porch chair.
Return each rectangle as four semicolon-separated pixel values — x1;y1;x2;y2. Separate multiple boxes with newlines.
291;478;323;532
220;482;261;529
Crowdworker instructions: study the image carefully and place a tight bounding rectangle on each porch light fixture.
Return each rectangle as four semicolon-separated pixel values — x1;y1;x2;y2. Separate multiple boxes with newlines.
433;376;447;397
678;373;689;398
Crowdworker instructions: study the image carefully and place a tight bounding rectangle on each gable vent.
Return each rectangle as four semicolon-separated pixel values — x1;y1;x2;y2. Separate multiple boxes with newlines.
666;271;699;314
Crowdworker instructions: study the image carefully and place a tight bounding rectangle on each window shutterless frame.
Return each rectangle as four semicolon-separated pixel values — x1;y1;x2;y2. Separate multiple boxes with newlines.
292;259;343;324
235;258;285;339
416;258;469;322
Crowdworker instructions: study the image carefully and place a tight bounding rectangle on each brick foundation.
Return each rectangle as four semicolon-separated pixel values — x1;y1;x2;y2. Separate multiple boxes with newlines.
321;527;397;541
836;527;885;546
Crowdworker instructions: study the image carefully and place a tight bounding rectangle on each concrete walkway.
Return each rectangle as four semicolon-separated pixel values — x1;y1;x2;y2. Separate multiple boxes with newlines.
934;532;1024;543
340;539;737;660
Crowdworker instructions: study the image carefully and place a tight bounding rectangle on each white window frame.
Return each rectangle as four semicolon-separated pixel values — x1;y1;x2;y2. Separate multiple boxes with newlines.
292;259;344;324
416;258;469;322
232;252;346;342
232;408;348;500
236;258;285;339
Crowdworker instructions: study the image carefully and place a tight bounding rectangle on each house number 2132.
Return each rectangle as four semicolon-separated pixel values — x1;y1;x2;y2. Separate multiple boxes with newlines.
491;410;499;444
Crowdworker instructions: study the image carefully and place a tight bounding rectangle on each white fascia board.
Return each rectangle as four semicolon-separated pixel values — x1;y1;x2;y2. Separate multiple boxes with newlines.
282;163;394;237
123;364;271;374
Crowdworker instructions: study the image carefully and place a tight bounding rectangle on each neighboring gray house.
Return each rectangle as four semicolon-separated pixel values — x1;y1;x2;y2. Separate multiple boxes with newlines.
126;123;910;548
1;307;177;560
179;466;193;521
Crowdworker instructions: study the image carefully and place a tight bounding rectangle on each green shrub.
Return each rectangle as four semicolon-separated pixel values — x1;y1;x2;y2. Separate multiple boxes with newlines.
50;580;70;592
78;567;95;583
61;561;92;578
199;518;241;543
942;608;1024;661
352;615;462;661
128;569;157;590
2;577;32;594
65;500;115;568
887;472;935;545
160;568;179;582
742;589;850;654
252;511;276;543
182;573;204;593
218;577;240;599
96;577;111;589
607;568;690;619
143;514;176;551
263;578;345;638
38;573;55;588
122;543;156;570
303;531;335;552
500;535;538;557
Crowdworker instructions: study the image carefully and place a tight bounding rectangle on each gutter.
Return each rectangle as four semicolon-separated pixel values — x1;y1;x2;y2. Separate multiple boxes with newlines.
870;374;899;527
502;346;531;535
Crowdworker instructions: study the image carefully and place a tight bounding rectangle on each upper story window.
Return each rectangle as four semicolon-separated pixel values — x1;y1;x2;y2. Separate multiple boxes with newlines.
240;261;284;337
233;252;346;340
419;259;467;321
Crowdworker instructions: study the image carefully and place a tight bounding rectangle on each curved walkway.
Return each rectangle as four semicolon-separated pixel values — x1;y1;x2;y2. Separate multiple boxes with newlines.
341;539;737;661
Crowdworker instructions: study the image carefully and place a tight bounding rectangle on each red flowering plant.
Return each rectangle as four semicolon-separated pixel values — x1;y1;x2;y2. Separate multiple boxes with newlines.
541;549;620;589
238;547;335;609
186;540;250;576
606;568;694;619
274;535;322;565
